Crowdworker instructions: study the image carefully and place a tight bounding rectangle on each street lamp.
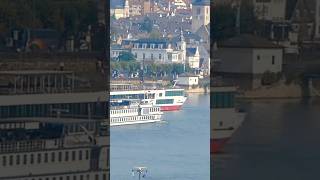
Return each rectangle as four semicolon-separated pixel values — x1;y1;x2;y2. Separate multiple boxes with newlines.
131;166;148;180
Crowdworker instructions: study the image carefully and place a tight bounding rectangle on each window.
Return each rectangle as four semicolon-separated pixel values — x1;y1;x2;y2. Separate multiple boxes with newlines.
65;151;69;161
143;53;145;60
44;153;48;163
151;54;154;60
51;152;55;162
156;99;174;104
2;156;6;166
58;152;62;162
197;8;201;15
165;90;184;96
23;154;27;164
86;150;89;160
72;151;76;161
37;153;41;164
16;155;20;165
257;55;260;60
211;92;235;108
30;154;34;164
9;155;13;166
159;54;162;59
272;56;275;65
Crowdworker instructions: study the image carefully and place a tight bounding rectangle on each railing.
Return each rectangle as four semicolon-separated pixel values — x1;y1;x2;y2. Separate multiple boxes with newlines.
0;139;47;153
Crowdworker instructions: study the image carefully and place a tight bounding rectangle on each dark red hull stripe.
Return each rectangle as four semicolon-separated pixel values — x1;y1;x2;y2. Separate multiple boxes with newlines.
159;105;182;111
210;138;230;154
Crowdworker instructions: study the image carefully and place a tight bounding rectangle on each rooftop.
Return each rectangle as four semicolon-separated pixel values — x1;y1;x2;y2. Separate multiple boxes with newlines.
218;34;283;49
192;0;210;6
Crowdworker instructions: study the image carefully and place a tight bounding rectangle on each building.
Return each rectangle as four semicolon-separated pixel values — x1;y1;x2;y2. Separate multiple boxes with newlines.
253;0;287;22
110;0;130;19
143;0;153;14
215;34;283;75
191;0;210;32
111;44;129;59
315;0;320;38
186;47;200;68
177;74;199;86
127;31;187;64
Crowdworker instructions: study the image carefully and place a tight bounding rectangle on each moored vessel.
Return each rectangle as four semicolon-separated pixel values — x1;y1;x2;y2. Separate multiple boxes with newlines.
110;100;163;126
110;83;187;111
211;86;246;153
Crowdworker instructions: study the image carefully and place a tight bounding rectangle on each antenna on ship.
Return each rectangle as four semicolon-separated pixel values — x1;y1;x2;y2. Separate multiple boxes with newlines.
131;166;148;180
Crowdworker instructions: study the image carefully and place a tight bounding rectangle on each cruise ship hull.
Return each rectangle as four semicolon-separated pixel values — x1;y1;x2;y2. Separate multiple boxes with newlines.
211;109;246;153
211;138;230;153
111;119;161;126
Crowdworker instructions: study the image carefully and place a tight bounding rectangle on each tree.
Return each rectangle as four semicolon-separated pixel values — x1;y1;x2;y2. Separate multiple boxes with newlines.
149;29;162;39
118;51;136;61
140;17;153;33
212;4;236;42
239;1;257;34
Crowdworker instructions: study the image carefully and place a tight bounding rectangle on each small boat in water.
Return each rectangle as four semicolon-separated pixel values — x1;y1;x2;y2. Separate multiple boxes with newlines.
110;100;163;126
211;86;246;153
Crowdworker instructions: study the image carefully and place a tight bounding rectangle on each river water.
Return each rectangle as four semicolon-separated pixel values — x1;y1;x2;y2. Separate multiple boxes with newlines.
111;93;210;180
213;98;320;180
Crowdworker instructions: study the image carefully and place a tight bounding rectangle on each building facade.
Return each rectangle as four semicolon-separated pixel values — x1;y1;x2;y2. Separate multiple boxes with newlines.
253;0;287;22
191;0;210;32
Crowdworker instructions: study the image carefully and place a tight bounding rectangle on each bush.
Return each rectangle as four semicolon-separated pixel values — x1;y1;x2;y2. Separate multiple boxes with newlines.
261;71;280;85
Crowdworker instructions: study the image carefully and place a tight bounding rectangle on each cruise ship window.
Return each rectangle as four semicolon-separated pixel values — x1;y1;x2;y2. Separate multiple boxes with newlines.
30;154;34;164
65;151;69;161
58;152;62;162
37;153;41;163
2;156;6;166
79;150;82;160
16;155;20;165
9;155;13;166
44;153;48;163
86;150;89;159
23;154;27;164
51;152;55;162
72;151;76;161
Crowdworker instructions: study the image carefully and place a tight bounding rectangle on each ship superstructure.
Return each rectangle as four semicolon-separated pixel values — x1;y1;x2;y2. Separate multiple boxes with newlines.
0;70;109;180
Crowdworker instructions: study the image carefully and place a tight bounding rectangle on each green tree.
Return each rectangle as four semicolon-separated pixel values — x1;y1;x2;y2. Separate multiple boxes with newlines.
118;51;136;61
149;29;162;39
212;4;236;42
140;17;153;33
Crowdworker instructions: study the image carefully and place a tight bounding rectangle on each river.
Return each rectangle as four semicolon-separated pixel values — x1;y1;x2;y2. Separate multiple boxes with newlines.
111;93;210;180
213;98;320;180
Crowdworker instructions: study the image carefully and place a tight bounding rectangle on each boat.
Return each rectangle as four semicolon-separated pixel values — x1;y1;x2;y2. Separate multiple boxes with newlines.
110;83;187;111
0;70;110;179
211;86;246;153
110;100;163;126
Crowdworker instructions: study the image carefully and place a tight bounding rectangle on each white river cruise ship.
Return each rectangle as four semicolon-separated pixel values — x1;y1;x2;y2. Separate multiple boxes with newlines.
111;83;187;111
0;70;109;180
110;101;163;126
